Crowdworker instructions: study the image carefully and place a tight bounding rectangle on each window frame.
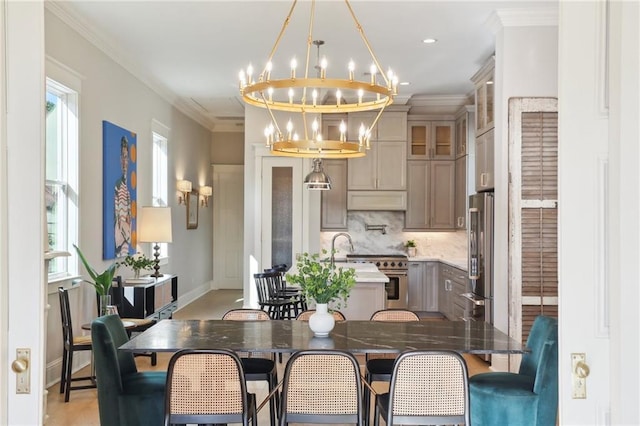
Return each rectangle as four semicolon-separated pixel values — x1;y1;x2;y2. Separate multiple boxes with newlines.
45;59;81;283
151;120;170;260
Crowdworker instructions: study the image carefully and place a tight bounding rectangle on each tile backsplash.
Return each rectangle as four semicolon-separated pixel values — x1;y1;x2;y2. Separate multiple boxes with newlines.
320;211;468;260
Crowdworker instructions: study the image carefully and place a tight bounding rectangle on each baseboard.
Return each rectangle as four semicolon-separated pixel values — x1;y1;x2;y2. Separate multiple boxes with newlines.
174;281;212;314
45;354;91;389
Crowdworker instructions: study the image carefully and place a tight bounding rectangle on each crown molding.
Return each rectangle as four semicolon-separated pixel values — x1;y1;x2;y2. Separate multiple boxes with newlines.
45;1;216;131
408;94;470;108
487;7;559;33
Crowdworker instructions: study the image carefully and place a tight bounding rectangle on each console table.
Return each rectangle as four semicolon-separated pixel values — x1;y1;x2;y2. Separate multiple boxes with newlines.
110;274;177;320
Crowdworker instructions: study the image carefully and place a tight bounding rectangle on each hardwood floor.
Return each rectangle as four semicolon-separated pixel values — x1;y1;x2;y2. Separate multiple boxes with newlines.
46;289;490;425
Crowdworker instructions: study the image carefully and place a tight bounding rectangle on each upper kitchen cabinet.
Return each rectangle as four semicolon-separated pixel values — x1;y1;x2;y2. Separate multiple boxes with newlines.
475;128;495;192
348;140;406;190
454;107;475;229
320;159;348;230
347;110;408;143
472;57;495;192
322;114;348;142
405;160;455;230
471;57;495;136
347;109;408;191
407;119;455;160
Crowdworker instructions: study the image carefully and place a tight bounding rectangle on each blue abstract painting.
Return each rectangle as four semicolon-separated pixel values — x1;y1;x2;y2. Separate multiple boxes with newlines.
103;121;137;259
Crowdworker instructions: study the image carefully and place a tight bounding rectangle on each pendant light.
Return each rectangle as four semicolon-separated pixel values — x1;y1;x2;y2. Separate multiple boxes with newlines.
304;159;331;190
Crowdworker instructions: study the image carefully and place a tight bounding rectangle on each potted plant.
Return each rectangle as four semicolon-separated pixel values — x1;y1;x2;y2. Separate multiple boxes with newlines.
73;244;119;316
286;250;356;337
122;253;155;279
405;240;417;257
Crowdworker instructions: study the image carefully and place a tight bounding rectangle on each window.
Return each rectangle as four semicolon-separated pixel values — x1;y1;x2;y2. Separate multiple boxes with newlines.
152;122;169;258
45;76;79;280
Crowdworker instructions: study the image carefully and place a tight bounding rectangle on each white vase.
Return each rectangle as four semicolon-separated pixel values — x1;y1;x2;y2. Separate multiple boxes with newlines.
407;247;417;257
309;303;335;337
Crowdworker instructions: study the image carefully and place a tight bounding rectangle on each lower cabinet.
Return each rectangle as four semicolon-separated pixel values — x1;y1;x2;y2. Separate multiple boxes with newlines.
408;261;438;312
110;274;178;320
438;265;470;321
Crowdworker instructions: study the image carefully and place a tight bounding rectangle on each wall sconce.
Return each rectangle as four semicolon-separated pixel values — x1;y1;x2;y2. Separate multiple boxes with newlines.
200;186;212;207
177;179;192;204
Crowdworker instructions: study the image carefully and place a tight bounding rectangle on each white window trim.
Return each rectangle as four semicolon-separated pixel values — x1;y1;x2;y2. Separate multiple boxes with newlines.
46;57;82;285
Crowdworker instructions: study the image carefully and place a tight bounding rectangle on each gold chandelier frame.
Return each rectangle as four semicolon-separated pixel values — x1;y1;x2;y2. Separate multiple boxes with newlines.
239;0;397;158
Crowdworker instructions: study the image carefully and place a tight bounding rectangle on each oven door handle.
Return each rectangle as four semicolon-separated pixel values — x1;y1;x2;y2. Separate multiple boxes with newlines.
383;271;407;276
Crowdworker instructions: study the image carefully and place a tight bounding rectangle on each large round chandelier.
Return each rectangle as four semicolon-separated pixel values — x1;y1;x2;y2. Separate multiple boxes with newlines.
238;0;398;159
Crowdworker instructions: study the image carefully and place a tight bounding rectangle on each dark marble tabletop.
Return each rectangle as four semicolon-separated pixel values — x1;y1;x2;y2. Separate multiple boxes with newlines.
119;319;526;355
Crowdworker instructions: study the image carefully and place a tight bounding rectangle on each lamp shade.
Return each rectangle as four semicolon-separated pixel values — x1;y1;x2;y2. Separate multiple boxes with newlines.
139;207;173;243
200;186;213;197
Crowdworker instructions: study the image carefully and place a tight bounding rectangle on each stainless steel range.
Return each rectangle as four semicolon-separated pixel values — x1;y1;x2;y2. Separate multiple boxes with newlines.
346;254;409;309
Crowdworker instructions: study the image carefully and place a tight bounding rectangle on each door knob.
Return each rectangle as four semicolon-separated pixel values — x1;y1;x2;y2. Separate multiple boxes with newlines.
574;360;590;378
11;357;28;373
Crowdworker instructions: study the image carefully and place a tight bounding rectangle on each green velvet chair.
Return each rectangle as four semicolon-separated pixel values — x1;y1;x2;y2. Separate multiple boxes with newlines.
91;314;166;426
469;315;558;426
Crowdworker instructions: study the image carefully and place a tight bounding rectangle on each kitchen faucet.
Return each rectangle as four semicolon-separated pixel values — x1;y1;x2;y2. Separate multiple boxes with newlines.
330;232;354;268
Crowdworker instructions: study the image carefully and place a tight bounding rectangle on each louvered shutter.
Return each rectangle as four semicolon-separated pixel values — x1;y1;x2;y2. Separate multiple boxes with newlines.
509;99;559;344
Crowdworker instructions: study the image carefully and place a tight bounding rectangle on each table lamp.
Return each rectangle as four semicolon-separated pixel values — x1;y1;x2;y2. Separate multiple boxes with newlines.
138;207;172;277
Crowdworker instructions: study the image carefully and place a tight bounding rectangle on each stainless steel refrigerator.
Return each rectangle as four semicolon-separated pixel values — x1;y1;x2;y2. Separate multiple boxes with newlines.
468;192;494;324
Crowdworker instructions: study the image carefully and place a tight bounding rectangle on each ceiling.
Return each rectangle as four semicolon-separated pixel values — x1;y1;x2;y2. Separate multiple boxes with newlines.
49;1;557;132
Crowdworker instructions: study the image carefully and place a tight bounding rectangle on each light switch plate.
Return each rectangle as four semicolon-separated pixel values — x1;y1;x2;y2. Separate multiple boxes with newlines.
571;353;586;399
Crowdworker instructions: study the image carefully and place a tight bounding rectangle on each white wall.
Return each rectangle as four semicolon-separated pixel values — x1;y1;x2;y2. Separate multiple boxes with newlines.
44;10;213;385
493;23;558;337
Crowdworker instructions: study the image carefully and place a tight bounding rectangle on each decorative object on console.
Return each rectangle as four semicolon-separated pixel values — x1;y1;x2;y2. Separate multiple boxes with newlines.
286;250;356;337
122;253;155;282
138;207;173;277
199;185;212;207
238;0;398;159
73;244;119;315
405;240;417;257
304;159;332;190
176;180;192;204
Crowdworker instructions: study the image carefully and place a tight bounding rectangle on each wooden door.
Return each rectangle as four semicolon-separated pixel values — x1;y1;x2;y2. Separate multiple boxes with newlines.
213;165;243;289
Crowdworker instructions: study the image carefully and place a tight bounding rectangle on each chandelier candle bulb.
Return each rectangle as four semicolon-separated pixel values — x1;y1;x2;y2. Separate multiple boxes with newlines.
288;88;294;104
358;89;364;104
247;64;253;84
348;60;355;81
321;57;327;79
312;89;318;107
336;90;342;106
370;64;377;84
268;87;274;102
340;121;347;142
266;61;272;81
290;58;297;79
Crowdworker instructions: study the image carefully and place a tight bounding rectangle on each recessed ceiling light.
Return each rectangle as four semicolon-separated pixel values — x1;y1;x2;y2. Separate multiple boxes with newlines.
399;82;410;86
422;38;438;44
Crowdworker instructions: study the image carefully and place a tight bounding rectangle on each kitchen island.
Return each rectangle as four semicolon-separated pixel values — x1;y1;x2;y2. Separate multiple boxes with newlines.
287;261;389;320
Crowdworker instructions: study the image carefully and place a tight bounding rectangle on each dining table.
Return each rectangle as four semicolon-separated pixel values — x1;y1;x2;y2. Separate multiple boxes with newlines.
119;319;526;355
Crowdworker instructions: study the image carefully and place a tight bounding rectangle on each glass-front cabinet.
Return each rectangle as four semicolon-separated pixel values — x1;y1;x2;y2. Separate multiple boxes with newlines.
407;120;455;160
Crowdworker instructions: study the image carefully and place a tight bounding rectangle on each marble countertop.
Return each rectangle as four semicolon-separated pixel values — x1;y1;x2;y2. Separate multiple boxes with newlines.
287;261;388;283
121;319;526;355
408;257;468;271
